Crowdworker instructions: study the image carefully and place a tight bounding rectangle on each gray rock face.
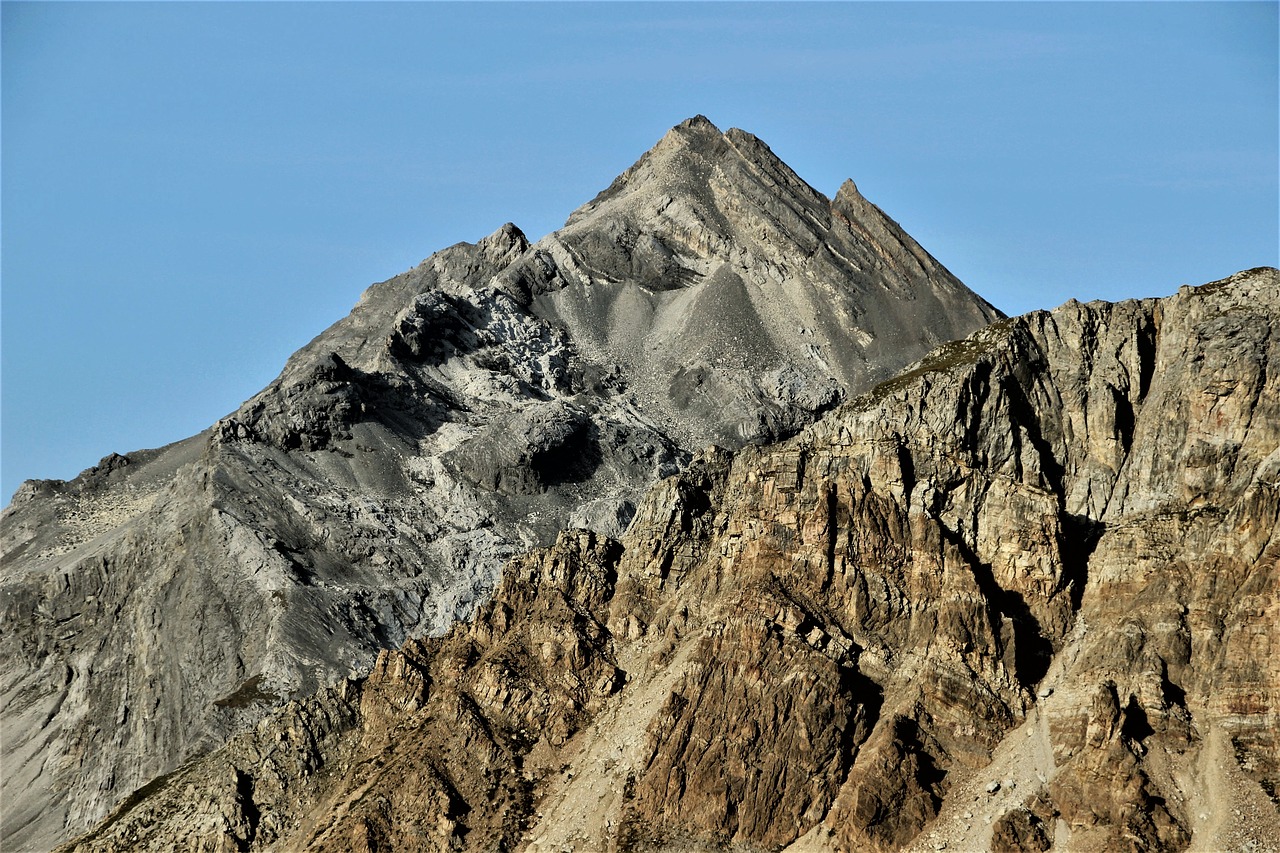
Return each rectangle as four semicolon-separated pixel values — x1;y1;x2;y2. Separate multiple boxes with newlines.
0;117;999;851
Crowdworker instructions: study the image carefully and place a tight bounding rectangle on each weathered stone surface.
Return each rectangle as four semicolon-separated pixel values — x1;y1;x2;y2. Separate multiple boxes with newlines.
54;529;625;853
991;802;1053;853
1;117;999;851
57;268;1280;853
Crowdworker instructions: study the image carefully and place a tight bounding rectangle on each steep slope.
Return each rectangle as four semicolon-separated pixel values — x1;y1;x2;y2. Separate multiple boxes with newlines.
0;117;1000;851
519;115;996;448
58;268;1279;853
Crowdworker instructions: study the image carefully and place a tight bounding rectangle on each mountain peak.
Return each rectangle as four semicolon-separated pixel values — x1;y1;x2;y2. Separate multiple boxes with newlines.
676;114;721;133
477;221;529;265
524;118;1001;440
557;118;976;315
646;114;728;160
564;117;822;231
834;178;863;202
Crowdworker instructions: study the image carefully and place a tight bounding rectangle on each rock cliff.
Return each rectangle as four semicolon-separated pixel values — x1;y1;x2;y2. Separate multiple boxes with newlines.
55;267;1280;852
0;117;1000;851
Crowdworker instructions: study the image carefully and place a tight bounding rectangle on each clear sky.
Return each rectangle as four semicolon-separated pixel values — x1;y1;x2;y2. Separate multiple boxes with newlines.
3;2;1277;501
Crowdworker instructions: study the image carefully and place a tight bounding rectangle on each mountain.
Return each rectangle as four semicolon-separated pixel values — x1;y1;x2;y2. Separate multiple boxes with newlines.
0;117;1001;851
53;267;1280;853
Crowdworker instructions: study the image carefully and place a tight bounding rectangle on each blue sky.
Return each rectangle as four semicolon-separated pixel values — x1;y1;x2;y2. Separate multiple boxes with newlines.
3;1;1277;500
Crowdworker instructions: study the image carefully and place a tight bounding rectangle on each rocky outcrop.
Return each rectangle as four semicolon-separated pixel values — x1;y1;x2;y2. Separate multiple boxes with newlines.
58;268;1280;852
54;528;626;853
1;117;1000;851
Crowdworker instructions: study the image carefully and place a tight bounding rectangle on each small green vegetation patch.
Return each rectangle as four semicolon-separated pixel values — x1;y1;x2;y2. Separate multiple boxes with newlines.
852;317;1016;410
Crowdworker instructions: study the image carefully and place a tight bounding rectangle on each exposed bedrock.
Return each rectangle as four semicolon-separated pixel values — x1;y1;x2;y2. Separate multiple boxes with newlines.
56;268;1280;853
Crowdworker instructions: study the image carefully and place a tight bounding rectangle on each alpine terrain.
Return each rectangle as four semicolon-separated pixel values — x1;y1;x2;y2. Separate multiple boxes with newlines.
46;266;1280;853
2;117;1004;851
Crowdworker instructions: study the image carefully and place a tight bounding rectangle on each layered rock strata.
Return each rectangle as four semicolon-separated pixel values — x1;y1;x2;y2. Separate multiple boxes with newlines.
57;267;1279;853
1;117;999;851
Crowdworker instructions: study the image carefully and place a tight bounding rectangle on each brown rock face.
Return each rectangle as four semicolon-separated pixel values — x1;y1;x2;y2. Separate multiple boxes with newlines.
58;267;1280;853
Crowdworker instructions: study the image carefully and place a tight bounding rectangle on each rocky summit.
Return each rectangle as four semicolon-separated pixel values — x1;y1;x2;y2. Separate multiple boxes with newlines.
2;117;1002;851
46;267;1280;853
